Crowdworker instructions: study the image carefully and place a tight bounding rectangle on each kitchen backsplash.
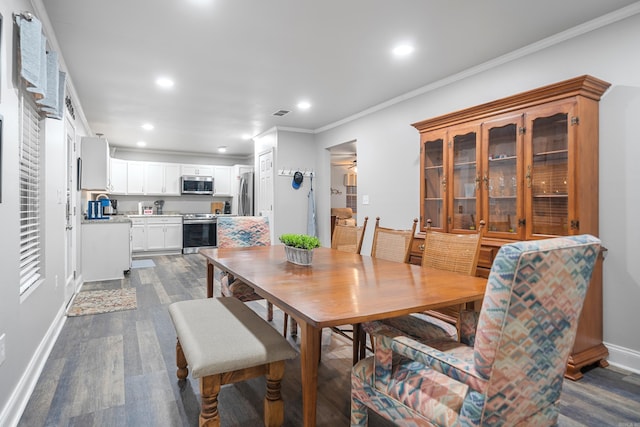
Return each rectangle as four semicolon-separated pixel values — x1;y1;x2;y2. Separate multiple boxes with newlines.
91;194;232;215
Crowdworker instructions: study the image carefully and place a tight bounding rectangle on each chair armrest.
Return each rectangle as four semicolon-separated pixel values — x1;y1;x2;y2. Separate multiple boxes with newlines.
372;329;487;394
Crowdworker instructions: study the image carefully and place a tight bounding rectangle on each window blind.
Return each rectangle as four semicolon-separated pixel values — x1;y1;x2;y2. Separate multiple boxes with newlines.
19;94;42;295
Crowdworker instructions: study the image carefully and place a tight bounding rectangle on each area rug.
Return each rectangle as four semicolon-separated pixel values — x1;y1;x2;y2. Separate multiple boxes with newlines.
132;259;156;269
66;288;137;317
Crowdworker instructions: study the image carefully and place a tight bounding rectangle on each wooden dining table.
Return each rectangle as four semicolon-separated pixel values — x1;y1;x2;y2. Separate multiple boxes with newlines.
200;245;486;427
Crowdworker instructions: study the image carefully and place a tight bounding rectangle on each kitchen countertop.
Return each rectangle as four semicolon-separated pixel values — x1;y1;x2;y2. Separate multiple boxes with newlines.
126;213;183;218
82;215;132;224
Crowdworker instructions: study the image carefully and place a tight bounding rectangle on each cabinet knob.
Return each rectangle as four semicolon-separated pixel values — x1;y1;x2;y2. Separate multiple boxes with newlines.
419;244;425;251
525;165;532;188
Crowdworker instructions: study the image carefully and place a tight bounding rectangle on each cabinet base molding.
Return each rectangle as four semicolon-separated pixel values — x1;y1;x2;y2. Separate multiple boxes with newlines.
565;343;609;381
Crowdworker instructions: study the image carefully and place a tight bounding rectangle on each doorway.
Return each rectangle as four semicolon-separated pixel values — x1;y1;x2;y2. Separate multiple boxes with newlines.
64;116;78;305
329;140;357;230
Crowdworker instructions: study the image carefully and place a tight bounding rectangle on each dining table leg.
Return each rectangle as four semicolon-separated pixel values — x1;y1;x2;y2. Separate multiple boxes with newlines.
300;320;321;427
206;260;214;298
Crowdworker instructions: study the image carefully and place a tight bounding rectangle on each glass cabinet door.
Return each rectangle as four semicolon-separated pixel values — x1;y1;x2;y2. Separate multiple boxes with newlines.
524;102;574;238
482;115;523;239
421;131;446;231
449;124;480;232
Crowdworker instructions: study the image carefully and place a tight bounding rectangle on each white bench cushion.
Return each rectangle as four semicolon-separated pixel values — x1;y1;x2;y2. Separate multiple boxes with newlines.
169;298;297;378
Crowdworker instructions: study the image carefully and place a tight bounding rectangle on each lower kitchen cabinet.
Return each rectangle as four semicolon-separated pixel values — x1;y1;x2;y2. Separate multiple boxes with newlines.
131;218;146;252
81;220;132;282
130;216;183;254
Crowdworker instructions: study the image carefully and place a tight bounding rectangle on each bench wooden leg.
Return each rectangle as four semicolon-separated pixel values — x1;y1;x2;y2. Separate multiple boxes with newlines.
264;360;285;427
200;374;221;427
176;339;188;380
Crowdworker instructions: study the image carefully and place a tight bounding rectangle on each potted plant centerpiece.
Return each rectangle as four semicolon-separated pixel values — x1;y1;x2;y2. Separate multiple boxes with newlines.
279;233;321;266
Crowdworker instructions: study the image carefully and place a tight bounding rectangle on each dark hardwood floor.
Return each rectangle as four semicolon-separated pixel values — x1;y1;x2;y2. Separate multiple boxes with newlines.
18;254;640;426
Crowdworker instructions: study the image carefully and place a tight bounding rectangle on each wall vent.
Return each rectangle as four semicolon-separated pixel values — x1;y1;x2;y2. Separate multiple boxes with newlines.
272;109;290;117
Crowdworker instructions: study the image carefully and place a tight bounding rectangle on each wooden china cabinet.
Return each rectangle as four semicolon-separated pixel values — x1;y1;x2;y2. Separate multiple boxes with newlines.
411;75;610;380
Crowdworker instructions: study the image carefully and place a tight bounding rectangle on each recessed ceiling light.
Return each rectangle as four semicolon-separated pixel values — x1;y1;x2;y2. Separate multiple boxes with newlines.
155;77;174;88
136;141;147;147
142;123;154;131
392;44;414;56
218;146;227;153
297;101;311;110
242;134;252;140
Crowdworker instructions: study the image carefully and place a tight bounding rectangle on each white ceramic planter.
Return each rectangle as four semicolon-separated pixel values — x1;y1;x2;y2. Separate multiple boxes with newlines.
284;245;314;266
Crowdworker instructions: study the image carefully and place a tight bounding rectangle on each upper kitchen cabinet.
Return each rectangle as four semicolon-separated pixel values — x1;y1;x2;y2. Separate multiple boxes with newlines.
111;160;181;195
181;164;214;176
213;166;232;195
109;158;128;194
145;162;181;195
412;75;611;379
127;161;146;194
81;137;109;191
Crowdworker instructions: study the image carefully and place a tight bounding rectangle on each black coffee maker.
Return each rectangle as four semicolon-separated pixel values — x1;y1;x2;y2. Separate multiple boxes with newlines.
154;200;165;215
223;201;231;214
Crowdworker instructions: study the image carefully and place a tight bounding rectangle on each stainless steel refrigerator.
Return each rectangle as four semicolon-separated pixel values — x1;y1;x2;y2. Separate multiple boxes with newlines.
238;172;254;216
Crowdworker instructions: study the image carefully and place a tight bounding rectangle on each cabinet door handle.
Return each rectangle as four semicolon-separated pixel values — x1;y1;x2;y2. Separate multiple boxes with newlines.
482;175;489;189
525;165;532;188
442;175;447;192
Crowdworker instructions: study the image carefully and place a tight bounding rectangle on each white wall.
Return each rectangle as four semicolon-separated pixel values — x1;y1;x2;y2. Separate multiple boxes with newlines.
330;164;351;209
315;11;640;371
272;130;317;239
0;1;90;424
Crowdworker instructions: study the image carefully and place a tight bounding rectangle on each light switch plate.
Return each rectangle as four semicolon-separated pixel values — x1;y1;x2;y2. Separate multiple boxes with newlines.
362;195;369;205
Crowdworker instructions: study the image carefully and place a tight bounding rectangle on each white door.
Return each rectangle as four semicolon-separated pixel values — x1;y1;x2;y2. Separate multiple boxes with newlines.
258;149;274;241
64;117;77;304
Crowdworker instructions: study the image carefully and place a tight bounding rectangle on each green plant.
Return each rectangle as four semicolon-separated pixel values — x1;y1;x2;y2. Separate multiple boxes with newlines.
279;234;321;250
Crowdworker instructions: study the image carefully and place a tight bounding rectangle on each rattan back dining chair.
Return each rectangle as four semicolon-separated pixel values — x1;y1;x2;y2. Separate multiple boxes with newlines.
363;219;486;353
356;217;419;361
331;216;369;254
370;217;418;263
418;219;485;338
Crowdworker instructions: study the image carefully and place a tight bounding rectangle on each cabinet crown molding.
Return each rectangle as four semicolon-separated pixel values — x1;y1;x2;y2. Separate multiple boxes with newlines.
412;75;611;132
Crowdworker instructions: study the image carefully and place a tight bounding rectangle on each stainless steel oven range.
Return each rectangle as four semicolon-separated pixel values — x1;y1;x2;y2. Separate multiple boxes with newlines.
182;213;216;254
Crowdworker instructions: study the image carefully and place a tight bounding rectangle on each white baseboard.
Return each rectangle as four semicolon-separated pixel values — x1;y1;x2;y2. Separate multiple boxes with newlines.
0;305;67;427
605;341;640;375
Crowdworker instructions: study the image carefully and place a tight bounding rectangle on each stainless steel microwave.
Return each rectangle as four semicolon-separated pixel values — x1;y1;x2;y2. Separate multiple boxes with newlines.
181;175;214;195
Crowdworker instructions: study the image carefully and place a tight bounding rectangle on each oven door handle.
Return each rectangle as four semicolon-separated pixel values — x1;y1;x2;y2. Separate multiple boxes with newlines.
183;219;217;225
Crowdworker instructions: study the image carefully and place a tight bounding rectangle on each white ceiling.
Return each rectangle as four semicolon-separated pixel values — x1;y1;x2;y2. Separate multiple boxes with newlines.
41;0;638;157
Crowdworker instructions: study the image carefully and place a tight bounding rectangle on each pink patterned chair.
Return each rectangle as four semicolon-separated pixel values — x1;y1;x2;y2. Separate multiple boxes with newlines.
216;216;284;334
351;234;601;426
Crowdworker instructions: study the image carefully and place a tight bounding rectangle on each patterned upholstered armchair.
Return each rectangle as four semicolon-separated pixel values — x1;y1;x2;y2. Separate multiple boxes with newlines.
216;216;281;332
351;235;601;426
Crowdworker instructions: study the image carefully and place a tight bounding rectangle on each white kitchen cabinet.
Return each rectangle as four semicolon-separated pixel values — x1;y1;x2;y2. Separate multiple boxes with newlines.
81;137;109;191
81;221;132;281
110;158;128;194
128;161;145;194
130;218;146;251
146;221;166;250
131;216;182;253
181;164;214;176
213;166;232;195
164;164;181;195
145;162;181;195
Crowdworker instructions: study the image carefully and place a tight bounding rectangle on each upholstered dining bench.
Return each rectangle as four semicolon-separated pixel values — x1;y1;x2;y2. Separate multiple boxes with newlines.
168;298;298;427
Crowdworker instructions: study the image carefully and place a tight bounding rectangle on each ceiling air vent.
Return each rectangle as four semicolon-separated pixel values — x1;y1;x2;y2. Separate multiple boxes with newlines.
272;109;290;117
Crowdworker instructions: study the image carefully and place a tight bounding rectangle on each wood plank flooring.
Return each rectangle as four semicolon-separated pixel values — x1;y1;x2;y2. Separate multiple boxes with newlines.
18;254;640;426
